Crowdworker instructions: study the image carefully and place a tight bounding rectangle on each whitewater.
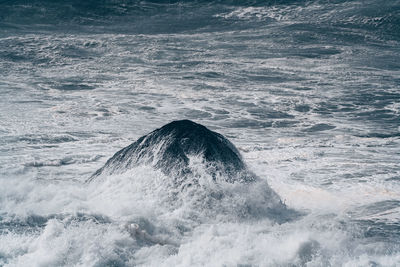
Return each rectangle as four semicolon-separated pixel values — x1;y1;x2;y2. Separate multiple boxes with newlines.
1;0;400;266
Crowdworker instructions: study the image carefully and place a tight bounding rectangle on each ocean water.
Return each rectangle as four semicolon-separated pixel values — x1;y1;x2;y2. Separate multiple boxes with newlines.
1;0;400;266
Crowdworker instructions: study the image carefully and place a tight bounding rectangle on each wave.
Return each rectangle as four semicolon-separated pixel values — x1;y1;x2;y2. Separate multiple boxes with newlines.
25;155;102;168
2;169;399;266
1;0;398;38
1;128;399;265
88;120;294;222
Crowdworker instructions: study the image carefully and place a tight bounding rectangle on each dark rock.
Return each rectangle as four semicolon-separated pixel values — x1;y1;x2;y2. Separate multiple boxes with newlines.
88;120;257;183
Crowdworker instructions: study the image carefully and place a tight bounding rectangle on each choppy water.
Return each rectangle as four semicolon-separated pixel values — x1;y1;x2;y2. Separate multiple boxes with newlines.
1;0;400;266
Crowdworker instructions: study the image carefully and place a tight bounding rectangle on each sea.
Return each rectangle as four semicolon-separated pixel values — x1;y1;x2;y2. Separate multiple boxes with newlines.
1;0;400;266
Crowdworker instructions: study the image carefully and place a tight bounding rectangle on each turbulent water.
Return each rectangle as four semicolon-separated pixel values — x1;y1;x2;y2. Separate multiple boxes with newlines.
1;0;400;266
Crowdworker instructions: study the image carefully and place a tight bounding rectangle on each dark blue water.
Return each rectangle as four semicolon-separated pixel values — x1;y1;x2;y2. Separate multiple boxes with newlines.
1;0;399;266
